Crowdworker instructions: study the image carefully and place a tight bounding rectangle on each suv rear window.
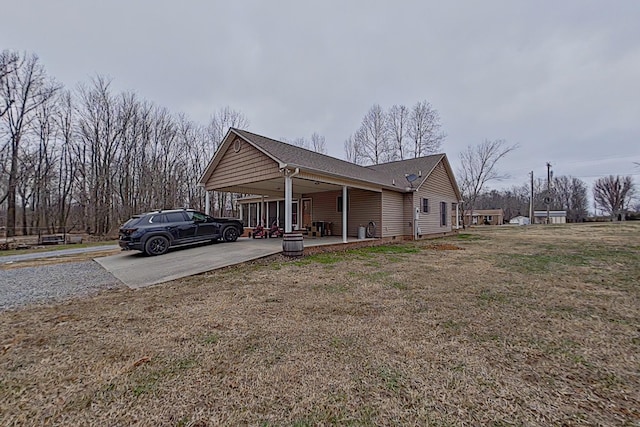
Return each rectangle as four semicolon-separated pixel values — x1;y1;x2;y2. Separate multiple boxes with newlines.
122;216;143;228
148;214;165;224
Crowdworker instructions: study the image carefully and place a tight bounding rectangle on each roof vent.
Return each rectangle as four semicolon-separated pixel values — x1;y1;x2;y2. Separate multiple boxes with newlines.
392;179;395;186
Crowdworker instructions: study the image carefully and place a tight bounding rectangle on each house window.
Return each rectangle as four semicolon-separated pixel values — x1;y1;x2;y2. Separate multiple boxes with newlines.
422;198;429;213
337;195;348;212
440;202;447;226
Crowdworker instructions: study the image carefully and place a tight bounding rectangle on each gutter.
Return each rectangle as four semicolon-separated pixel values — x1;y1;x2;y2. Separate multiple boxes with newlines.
283;163;404;193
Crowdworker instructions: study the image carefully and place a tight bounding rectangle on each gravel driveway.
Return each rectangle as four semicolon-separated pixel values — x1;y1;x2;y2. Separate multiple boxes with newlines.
0;261;123;311
0;244;119;263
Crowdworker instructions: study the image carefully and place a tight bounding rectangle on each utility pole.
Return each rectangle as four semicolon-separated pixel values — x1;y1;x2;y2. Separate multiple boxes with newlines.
530;171;534;224
546;162;552;225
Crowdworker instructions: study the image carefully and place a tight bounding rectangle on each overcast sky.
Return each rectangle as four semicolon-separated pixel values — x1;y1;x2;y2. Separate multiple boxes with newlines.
3;0;639;196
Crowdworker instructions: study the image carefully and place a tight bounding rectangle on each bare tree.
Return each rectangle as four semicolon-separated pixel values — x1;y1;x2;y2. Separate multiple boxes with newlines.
593;175;635;221
54;90;76;230
208;106;250;152
288;132;327;154
355;104;391;165
76;76;125;234
387;104;409;160
552;175;588;222
310;132;327;154
474;185;530;221
0;51;19;118
407;100;445;157
288;137;309;149
458;139;518;224
1;52;60;236
343;134;364;165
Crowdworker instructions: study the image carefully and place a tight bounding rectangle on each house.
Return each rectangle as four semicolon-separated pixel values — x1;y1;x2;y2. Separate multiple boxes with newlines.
198;128;463;242
533;210;567;224
463;209;504;226
509;215;530;226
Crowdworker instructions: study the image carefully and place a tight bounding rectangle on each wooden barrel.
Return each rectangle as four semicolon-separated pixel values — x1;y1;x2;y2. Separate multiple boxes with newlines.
282;232;304;257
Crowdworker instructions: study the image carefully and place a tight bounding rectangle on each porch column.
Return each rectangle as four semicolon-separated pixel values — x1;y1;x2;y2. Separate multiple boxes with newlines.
285;173;293;233
257;200;261;226
205;191;211;215
456;203;460;229
342;186;348;243
260;195;265;226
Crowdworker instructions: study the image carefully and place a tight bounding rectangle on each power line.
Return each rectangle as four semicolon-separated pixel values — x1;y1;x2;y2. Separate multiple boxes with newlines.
559;154;640;166
567;172;640;179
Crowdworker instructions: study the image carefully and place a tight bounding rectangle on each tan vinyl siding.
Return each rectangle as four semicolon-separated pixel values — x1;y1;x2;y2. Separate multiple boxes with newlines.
205;142;281;190
347;189;381;238
404;193;415;238
308;191;343;235
307;189;381;237
381;190;404;237
415;161;458;236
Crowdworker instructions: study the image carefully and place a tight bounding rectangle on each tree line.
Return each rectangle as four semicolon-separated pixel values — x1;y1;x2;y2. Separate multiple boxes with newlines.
474;174;637;222
0;50;248;237
2;49;636;239
471;176;589;222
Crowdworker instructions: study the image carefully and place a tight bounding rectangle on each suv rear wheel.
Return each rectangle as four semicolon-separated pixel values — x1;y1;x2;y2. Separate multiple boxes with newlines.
223;226;239;242
144;235;170;256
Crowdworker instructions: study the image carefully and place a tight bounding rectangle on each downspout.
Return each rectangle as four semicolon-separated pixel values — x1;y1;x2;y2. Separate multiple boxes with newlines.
342;186;348;243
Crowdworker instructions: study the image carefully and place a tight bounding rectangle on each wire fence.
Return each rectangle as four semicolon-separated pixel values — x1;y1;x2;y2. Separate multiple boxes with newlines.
0;227;91;250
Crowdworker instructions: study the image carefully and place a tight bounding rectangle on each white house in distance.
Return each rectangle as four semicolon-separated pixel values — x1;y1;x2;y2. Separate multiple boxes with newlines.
509;215;531;226
533;210;567;224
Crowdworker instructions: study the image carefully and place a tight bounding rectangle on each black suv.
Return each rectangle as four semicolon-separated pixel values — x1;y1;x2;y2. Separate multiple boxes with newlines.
118;209;244;256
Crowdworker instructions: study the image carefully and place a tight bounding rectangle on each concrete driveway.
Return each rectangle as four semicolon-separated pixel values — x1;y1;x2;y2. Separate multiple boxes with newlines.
95;237;283;289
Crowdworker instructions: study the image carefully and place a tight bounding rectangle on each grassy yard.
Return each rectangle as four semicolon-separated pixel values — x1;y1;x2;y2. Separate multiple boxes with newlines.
1;223;639;426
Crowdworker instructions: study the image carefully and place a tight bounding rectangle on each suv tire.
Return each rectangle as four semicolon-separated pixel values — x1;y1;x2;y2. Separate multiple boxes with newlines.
223;226;239;242
144;235;170;256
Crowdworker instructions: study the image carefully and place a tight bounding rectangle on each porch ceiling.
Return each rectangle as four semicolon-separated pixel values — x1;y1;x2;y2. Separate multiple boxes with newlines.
214;177;343;197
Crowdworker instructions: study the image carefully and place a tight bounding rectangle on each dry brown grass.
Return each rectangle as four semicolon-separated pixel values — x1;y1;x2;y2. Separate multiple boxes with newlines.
1;223;639;426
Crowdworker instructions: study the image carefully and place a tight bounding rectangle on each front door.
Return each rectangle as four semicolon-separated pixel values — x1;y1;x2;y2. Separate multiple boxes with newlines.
301;199;312;231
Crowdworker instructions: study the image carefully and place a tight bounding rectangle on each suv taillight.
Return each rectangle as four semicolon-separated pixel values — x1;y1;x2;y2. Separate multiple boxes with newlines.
121;228;138;236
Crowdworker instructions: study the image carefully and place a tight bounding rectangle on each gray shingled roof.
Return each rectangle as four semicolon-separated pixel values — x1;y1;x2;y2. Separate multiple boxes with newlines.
233;128;446;192
369;155;443;189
